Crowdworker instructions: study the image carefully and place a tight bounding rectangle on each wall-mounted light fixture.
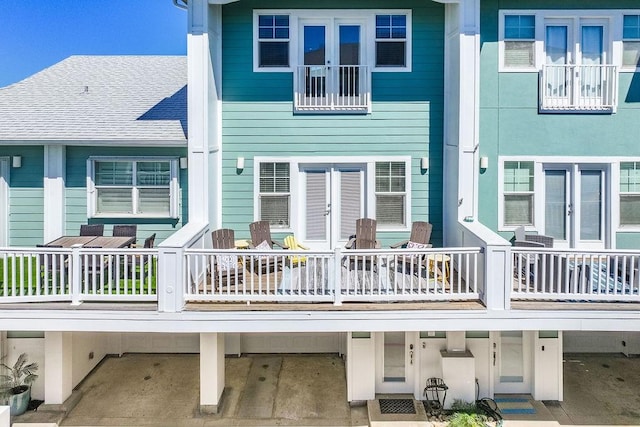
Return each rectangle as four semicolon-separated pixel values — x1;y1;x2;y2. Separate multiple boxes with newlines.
236;157;245;170
479;156;489;170
420;157;429;171
179;157;188;169
12;156;22;168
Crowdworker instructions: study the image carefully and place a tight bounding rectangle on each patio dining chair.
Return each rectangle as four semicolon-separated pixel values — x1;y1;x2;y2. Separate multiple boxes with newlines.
248;221;284;275
343;218;378;273
80;224;104;236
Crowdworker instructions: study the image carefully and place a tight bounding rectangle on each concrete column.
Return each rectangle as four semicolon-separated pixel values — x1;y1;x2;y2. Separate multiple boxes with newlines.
44;332;73;405
347;332;375;402
43;145;66;242
200;332;225;414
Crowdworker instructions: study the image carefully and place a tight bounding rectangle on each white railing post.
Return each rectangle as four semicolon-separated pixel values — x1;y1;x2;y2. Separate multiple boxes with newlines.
484;244;510;311
333;246;342;306
70;244;82;306
157;246;185;313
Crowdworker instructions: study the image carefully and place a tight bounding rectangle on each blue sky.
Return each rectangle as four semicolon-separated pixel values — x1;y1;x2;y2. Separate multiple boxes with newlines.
0;0;187;87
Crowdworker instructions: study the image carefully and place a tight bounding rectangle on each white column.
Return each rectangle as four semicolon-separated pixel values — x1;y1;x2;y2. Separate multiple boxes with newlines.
43;145;66;242
200;332;225;414
347;333;375;402
0;406;9;427
44;332;72;405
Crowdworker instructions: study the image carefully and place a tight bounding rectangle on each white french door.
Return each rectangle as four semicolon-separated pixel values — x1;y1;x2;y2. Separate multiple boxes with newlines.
543;165;607;249
375;332;416;394
300;164;365;250
0;158;8;246
299;19;364;101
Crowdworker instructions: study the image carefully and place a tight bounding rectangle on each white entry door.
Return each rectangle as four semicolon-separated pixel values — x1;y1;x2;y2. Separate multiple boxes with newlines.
544;165;606;249
493;331;532;394
300;164;364;250
375;332;416;394
0;158;8;246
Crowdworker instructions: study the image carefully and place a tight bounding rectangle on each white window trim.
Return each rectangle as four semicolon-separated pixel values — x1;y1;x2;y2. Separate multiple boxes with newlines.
257;161;292;230
498;9;640;73
373;161;410;230
498;156;640;241
254;156;412;234
253;9;412;73
87;156;180;219
621;13;640;72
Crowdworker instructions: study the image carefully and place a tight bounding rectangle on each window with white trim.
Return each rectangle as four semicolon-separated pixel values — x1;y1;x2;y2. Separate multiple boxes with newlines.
620;162;640;226
253;10;412;73
375;14;407;67
503;161;534;226
259;162;290;228
90;159;179;218
258;14;290;68
623;15;640;68
375;161;406;227
503;14;536;69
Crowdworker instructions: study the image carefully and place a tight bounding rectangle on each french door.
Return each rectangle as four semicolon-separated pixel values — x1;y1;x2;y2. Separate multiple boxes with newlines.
300;164;365;250
544;19;607;106
375;332;416;394
493;331;532;394
543;165;606;249
0;158;8;246
299;19;364;101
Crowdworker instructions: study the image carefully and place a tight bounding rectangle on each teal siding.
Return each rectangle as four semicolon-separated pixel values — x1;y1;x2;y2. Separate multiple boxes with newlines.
221;1;444;246
65;146;188;245
0;147;44;246
478;0;640;248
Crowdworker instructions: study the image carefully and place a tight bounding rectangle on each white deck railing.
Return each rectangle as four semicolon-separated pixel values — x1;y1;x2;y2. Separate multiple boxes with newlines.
540;64;618;112
294;65;370;112
512;248;640;302
0;246;158;303
184;247;481;304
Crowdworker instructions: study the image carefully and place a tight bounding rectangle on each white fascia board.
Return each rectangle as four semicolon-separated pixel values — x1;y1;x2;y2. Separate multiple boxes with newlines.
3;309;640;333
0;139;187;147
208;0;239;3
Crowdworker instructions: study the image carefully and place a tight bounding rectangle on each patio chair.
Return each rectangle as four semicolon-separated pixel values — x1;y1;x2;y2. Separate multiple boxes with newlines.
121;233;156;279
343;218;378;272
36;244;66;282
210;229;243;287
390;221;433;249
80;224;104;236
248;220;285;249
283;235;308;267
513;225;554;248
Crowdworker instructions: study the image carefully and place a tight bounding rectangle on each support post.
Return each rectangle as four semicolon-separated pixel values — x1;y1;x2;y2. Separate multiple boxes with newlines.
200;332;225;414
43;145;66;242
333;246;342;305
70;244;82;306
44;332;72;405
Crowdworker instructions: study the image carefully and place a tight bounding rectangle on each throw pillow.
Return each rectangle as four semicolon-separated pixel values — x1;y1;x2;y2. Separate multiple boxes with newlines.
406;241;429;249
217;255;238;272
254;240;272;261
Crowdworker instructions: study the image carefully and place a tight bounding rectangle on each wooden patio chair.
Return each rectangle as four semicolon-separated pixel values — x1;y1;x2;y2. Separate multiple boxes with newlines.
210;229;243;288
390;221;433;249
343;218;378;272
80;224;104;236
248;220;285;249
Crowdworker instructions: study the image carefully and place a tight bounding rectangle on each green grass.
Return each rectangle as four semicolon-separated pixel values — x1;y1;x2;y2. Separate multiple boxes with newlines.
0;256;157;298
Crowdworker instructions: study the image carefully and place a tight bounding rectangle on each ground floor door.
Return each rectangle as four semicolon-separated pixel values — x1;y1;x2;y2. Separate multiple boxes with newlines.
492;331;533;394
0;158;8;246
543;164;607;249
375;332;416;394
300;164;365;250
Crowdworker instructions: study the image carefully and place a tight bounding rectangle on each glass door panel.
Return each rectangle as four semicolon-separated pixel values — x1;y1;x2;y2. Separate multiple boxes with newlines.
383;332;406;382
303;24;327;99
579;170;603;242
545;170;568;241
545;25;570;103
338;25;360;97
498;331;524;383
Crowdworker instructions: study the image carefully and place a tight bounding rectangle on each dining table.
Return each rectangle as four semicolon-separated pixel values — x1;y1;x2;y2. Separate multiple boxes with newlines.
45;236;136;248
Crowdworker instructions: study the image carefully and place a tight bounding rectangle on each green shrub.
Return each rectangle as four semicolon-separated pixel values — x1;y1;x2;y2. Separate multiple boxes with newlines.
448;412;488;427
450;399;478;414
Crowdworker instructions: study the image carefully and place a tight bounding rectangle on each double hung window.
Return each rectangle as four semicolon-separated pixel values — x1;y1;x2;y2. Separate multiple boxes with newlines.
90;159;178;218
623;15;640;68
503;14;536;69
620;162;640;226
375;162;406;227
259;162;290;228
503;161;535;226
258;15;290;68
375;15;407;68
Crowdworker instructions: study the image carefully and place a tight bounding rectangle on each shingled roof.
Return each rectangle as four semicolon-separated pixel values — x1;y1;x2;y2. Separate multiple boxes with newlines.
0;55;187;144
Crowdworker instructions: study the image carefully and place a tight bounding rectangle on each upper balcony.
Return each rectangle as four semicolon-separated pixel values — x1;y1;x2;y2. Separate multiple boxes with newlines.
294;65;371;114
539;64;618;113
